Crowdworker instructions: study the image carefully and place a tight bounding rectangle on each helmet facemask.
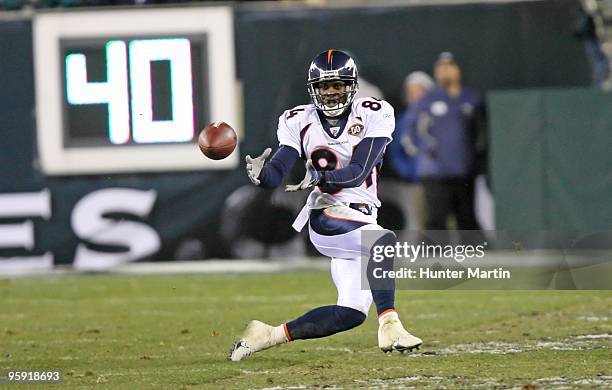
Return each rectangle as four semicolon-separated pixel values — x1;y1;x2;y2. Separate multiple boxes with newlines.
308;78;359;117
307;49;359;117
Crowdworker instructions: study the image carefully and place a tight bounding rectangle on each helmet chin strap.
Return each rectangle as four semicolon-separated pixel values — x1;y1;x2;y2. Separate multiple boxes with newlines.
322;106;347;118
320;93;351;117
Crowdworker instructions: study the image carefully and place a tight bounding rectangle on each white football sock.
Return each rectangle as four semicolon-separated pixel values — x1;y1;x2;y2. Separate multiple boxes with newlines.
378;310;399;325
272;324;289;344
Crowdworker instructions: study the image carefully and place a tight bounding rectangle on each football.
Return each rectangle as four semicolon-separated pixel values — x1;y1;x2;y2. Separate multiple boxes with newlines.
198;122;238;160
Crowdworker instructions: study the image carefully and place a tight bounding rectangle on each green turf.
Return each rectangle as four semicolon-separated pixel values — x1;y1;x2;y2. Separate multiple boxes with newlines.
1;272;611;389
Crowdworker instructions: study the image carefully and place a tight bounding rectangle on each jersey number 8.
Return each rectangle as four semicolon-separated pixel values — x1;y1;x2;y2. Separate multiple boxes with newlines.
310;148;341;194
361;100;381;111
310;148;338;171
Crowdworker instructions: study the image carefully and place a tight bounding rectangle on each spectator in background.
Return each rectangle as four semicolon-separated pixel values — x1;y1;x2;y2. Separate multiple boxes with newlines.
388;71;434;181
574;1;610;88
404;52;486;230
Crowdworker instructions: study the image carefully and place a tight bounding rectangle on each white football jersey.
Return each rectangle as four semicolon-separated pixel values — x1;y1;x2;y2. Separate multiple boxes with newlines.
277;97;395;208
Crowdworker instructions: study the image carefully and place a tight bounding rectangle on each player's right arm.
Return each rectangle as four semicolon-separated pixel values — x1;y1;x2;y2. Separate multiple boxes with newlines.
257;146;300;189
245;107;305;189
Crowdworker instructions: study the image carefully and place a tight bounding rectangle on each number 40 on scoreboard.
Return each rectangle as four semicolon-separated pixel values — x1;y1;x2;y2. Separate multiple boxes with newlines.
64;37;206;146
66;38;197;145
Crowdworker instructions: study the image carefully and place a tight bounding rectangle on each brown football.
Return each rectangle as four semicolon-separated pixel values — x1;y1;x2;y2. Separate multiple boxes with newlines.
198;122;237;160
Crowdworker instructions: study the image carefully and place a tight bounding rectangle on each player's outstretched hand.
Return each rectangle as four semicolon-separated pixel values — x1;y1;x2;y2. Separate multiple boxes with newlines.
245;148;272;186
285;159;320;192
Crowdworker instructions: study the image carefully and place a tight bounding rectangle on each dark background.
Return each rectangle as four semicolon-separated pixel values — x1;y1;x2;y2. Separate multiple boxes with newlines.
0;0;596;264
235;0;589;156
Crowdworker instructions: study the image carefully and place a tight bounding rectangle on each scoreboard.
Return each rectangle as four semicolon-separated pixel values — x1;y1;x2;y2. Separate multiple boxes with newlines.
33;7;238;174
63;36;207;147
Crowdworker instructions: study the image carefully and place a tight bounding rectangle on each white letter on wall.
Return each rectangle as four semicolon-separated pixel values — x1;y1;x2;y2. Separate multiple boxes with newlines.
72;188;160;270
0;189;53;275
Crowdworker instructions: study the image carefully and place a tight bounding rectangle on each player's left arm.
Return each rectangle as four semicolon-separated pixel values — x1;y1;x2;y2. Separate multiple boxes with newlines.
319;99;394;190
284;137;389;192
318;137;388;190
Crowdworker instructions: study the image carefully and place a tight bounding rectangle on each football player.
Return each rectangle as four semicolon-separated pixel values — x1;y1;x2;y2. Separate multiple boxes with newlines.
229;49;422;361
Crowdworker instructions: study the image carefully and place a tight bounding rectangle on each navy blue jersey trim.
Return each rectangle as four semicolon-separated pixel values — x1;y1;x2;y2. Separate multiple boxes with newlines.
316;108;350;140
309;209;369;236
300;123;312;160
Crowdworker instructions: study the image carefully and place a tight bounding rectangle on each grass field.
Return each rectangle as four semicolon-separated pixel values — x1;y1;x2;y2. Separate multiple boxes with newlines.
1;271;612;389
